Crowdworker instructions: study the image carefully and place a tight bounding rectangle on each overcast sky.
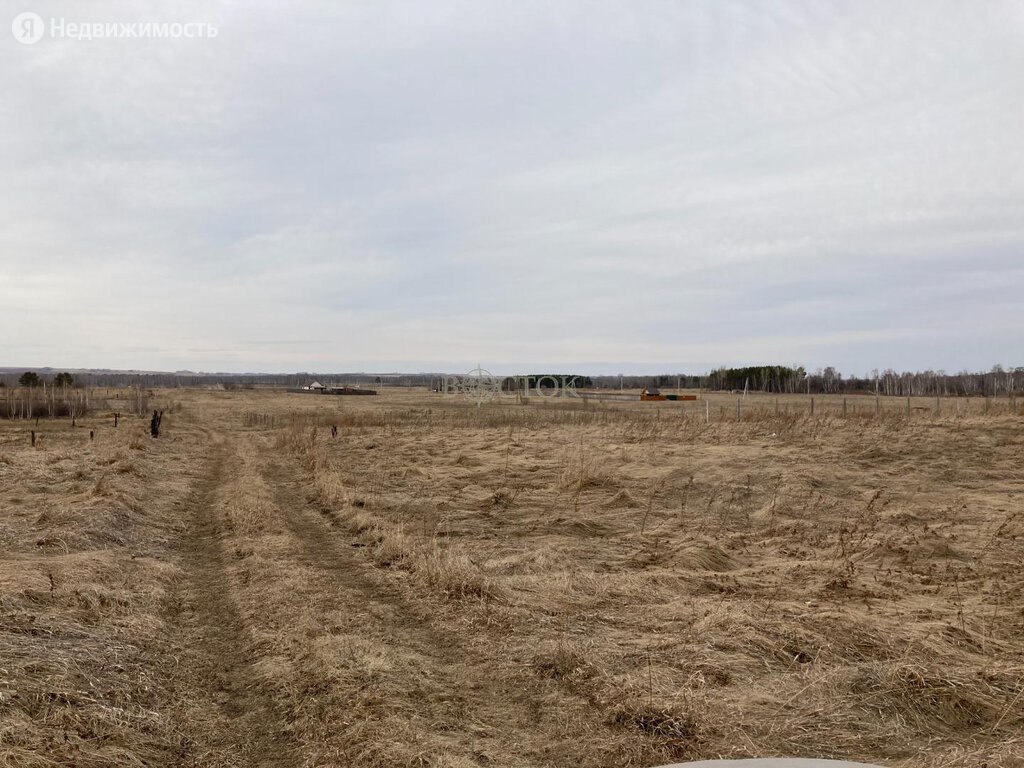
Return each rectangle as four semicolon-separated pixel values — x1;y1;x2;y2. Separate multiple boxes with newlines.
2;1;1022;375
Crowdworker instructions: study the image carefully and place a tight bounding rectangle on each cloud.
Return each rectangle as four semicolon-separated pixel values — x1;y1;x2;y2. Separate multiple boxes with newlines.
1;0;1022;374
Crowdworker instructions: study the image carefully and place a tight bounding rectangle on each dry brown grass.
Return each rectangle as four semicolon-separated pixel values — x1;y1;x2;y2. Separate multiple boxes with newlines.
0;414;196;766
1;387;1023;766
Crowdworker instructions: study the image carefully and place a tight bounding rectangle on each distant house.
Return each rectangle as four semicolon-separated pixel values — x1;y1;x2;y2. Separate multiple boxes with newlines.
640;387;666;401
640;386;696;402
287;381;377;396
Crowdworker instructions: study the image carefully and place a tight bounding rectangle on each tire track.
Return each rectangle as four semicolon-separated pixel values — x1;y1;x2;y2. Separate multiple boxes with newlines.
258;451;554;766
164;440;297;768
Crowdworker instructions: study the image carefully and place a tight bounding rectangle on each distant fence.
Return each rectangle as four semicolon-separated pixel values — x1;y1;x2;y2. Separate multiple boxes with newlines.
663;393;1021;422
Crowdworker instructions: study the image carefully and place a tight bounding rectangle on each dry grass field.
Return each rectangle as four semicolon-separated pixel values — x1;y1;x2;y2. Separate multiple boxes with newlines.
1;387;1022;767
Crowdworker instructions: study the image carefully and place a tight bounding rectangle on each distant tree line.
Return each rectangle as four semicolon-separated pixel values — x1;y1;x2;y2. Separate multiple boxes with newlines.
707;366;809;393
591;365;1022;397
588;369;808;392
851;366;1022;397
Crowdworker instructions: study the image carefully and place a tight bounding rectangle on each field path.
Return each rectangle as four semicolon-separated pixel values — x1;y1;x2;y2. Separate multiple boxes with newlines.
163;437;298;767
256;449;588;766
157;422;665;766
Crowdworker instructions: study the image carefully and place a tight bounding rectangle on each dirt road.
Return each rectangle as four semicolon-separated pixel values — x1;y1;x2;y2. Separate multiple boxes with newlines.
160;430;638;767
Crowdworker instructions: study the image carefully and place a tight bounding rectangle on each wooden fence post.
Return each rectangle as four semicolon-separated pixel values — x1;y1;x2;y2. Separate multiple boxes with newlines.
31;430;35;447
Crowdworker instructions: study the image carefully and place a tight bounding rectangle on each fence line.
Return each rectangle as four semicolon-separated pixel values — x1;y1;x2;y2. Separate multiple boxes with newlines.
711;394;1020;422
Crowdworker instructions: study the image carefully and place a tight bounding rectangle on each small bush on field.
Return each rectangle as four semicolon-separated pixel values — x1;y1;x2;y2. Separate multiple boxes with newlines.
533;638;594;682
417;545;504;601
609;704;700;760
